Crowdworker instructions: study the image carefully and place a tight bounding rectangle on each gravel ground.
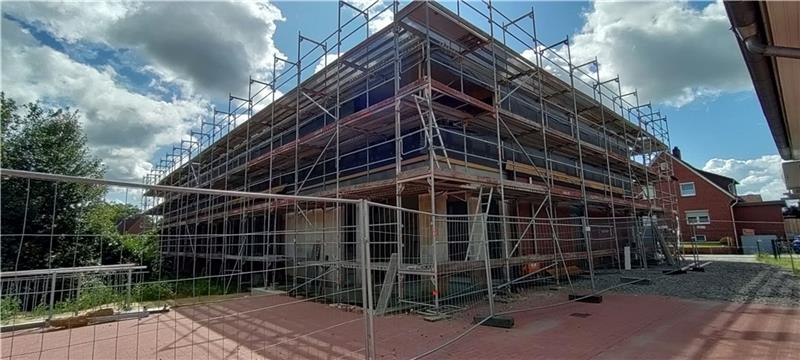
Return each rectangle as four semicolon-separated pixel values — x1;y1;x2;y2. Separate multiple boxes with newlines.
572;260;800;307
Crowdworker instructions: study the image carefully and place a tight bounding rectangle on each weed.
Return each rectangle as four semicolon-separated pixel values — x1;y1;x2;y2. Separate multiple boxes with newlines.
0;296;21;321
757;253;799;275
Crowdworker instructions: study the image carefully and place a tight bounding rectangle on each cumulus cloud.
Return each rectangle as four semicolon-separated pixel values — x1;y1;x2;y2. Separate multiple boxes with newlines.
1;17;206;181
1;1;290;181
348;0;393;34
314;53;340;73
3;1;286;99
2;1;135;41
558;0;750;107
703;155;786;200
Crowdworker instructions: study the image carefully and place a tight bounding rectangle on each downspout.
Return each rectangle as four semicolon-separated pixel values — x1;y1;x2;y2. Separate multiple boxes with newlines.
744;37;800;59
730;197;740;251
724;1;793;159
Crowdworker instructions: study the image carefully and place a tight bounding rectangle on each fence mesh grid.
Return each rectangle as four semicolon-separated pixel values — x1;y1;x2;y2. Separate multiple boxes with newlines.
0;170;697;359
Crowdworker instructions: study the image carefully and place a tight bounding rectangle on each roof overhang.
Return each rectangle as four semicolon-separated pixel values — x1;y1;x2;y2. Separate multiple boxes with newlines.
725;1;800;197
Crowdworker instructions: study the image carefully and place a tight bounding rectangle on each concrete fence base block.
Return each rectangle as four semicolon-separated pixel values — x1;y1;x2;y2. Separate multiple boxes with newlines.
568;294;603;303
251;288;287;296
474;315;515;328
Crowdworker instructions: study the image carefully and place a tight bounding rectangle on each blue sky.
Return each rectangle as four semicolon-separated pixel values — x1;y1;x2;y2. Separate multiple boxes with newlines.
0;1;785;199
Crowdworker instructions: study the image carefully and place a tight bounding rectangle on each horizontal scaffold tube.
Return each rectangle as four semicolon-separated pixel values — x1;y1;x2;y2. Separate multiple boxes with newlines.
0;168;361;204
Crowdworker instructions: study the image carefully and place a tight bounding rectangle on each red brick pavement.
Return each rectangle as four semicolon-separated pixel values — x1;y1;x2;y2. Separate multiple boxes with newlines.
2;293;798;359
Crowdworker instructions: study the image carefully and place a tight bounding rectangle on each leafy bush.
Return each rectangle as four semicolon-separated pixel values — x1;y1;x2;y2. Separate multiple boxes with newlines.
132;282;175;302
175;278;229;298
0;296;21;320
72;277;121;310
30;301;50;318
130;278;233;304
82;202;160;275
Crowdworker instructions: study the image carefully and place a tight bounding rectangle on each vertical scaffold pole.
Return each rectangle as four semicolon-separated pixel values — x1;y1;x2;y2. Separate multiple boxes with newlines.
357;199;376;359
633;93;650;269
292;31;302;290
423;0;440;310
595;69;622;272
566;40;595;288
392;0;404;303
482;213;496;316
487;0;512;287
336;1;343;303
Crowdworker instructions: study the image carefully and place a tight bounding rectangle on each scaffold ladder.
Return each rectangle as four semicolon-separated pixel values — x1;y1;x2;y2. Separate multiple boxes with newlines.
466;186;493;261
654;219;677;266
413;93;452;169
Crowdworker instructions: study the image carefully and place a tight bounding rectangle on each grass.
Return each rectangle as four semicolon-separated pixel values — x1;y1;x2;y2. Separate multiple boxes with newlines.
756;253;800;275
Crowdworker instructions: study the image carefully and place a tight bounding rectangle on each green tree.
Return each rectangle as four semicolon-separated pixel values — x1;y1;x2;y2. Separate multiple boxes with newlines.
81;202;158;271
1;93;105;271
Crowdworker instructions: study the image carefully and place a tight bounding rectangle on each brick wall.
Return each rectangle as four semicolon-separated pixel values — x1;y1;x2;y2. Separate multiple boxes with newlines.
658;157;737;244
734;202;786;240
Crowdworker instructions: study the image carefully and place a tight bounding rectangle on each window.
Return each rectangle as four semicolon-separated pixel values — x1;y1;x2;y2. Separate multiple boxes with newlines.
641;185;655;200
691;235;707;242
686;210;710;225
680;182;696;197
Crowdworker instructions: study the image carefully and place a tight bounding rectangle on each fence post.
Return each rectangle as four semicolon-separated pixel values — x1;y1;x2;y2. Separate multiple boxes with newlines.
772;239;778;259
127;269;133;305
48;272;57;320
582;217;596;292
639;217;648;269
482;213;495;316
691;225;700;264
357;199;376;359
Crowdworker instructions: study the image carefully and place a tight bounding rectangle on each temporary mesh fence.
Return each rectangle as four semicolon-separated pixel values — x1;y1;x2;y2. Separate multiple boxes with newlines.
681;218;797;272
0;169;369;360
1;169;663;359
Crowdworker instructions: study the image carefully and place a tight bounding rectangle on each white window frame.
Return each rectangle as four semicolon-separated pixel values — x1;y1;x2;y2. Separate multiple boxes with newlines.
642;185;655;200
691;235;707;242
686;210;710;225
680;182;696;197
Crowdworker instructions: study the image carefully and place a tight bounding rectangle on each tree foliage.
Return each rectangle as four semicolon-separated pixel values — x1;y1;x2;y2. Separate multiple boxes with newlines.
82;202;159;271
1;93;106;270
1;94;161;277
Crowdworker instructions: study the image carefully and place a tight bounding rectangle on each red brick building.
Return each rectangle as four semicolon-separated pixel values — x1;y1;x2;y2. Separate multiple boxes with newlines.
656;148;786;249
733;201;786;240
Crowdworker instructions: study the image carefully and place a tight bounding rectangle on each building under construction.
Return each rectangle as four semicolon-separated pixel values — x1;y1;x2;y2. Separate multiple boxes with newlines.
143;0;678;308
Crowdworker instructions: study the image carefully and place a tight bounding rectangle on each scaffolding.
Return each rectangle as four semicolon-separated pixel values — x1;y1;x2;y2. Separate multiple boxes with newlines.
143;0;678;309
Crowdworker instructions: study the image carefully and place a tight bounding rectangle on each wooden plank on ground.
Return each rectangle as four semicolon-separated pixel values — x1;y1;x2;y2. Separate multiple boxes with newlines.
376;253;399;315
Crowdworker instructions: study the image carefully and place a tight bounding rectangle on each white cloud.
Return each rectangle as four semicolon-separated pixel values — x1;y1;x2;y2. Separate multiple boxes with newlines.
251;89;283;114
560;0;751;107
1;1;291;181
3;1;286;99
314;53;340;73
2;1;136;41
1;18;207;181
348;0;393;34
703;155;786;200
